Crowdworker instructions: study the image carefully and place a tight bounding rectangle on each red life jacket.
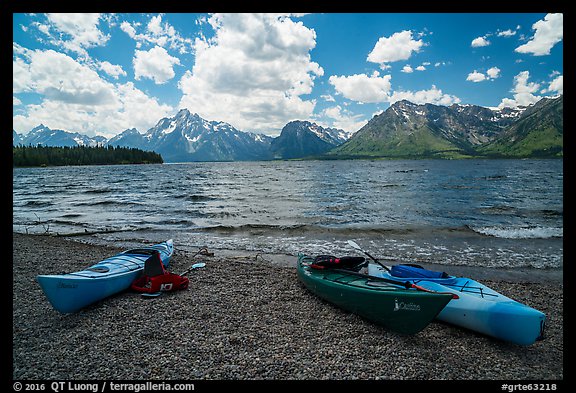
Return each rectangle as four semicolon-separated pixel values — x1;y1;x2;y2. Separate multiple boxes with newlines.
131;251;189;293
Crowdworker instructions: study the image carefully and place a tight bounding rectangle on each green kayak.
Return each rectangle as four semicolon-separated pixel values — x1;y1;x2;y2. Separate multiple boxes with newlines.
297;254;456;335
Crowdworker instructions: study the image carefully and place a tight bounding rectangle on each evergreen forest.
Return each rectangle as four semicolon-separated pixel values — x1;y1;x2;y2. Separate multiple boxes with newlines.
13;145;163;167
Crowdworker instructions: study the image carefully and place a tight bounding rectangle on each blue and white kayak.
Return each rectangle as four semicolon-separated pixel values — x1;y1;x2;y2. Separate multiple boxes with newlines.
36;239;174;313
368;263;546;346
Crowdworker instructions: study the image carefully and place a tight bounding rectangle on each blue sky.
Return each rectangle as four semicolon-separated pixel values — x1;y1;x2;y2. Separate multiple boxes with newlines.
13;13;563;138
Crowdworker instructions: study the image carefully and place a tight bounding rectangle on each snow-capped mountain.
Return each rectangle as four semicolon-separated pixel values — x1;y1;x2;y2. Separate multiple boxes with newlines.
15;124;106;147
106;128;147;149
14;96;561;161
140;109;274;162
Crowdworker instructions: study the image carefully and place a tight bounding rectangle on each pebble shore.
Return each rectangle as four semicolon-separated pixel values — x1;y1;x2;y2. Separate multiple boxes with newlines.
13;233;563;381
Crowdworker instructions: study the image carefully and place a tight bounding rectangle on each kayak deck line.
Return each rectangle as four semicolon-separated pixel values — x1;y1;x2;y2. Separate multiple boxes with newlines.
63;255;152;278
411;279;499;298
322;271;406;292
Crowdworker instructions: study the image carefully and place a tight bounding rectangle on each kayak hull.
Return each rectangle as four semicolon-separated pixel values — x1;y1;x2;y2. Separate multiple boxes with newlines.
368;264;546;345
36;240;174;313
297;255;454;335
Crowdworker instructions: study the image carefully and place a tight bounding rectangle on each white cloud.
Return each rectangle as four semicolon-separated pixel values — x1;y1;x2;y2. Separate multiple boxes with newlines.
415;65;426;71
466;71;486;83
486;67;501;79
120;21;137;38
497;29;517;37
98;61;127;79
471;36;490;47
544;74;563;95
401;65;414;73
329;68;459;107
466;67;500;83
515;13;563;56
317;105;367;134
389;85;460;106
178;13;323;134
329;71;392;103
133;46;181;84
367;30;424;64
13;49;116;105
498;71;541;108
45;13;109;56
12;48;172;136
120;14;194;54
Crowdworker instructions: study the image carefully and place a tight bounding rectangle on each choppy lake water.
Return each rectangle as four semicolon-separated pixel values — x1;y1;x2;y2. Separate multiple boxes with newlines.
13;159;563;271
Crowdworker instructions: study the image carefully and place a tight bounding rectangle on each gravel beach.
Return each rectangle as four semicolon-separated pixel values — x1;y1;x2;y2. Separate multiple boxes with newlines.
12;233;563;381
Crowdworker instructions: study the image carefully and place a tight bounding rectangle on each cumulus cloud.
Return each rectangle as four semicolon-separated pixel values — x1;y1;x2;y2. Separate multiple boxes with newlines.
389;85;460;106
13;49;116;105
120;14;194;54
44;13;109;56
328;67;459;107
178;13;323;134
466;71;486;83
543;74;563;95
12;48;172;136
486;67;501;79
98;61;127;79
466;67;500;83
515;13;563;56
401;65;413;73
317;105;367;134
498;71;541;108
133;46;181;84
329;71;392;103
497;29;517;37
471;36;490;47
367;30;424;65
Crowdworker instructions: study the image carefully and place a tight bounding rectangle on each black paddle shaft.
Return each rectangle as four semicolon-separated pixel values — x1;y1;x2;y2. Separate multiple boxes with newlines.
355;246;390;272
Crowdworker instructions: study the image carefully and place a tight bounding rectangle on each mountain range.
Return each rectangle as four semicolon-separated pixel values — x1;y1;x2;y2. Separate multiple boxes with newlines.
13;110;348;162
332;95;562;159
13;95;562;161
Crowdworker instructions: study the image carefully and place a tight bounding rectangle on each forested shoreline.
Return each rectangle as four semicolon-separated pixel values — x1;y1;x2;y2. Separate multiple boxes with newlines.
13;145;163;167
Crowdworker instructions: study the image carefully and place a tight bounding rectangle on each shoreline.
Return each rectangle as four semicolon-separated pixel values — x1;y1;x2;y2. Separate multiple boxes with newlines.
13;233;563;380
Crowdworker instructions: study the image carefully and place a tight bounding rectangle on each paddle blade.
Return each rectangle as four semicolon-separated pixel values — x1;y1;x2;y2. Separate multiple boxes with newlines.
141;292;162;298
347;240;362;250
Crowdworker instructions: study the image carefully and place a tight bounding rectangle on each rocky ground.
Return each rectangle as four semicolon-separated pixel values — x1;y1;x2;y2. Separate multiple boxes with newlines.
13;233;563;381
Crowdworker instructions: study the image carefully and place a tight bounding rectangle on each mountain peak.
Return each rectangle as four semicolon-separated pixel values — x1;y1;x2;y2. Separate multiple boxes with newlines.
176;108;191;115
31;124;50;132
270;120;349;159
393;99;419;108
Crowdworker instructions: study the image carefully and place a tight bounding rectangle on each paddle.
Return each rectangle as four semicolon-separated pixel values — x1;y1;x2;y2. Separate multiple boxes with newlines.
347;240;391;272
179;262;206;276
346;240;458;298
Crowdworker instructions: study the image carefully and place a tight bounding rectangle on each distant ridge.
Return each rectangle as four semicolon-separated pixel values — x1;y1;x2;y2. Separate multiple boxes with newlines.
270;120;350;159
331;95;562;159
13;95;562;161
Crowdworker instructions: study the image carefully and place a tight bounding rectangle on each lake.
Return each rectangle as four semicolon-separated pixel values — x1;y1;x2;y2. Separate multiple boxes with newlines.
13;159;563;272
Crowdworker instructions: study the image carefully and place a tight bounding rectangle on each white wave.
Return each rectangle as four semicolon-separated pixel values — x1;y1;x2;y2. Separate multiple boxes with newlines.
471;225;563;239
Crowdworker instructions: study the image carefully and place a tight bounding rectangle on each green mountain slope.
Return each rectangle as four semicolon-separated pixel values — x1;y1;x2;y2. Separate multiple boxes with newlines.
330;96;562;159
477;96;563;158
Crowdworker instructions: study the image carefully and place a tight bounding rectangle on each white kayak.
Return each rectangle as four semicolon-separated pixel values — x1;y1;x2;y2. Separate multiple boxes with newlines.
368;263;546;346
